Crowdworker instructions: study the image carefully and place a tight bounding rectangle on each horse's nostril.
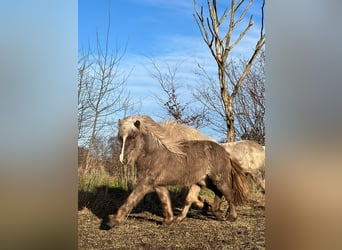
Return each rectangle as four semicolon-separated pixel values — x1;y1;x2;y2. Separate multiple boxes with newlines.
122;158;128;165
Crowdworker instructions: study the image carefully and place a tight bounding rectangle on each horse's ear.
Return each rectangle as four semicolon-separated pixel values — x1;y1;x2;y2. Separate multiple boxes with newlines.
134;120;140;129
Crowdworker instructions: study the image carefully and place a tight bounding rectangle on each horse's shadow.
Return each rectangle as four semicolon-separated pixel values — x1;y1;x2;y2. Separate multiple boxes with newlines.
78;186;131;218
78;186;205;229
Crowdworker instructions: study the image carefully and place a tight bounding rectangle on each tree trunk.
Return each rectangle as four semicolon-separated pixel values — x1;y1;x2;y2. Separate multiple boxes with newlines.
218;63;235;142
226;98;235;142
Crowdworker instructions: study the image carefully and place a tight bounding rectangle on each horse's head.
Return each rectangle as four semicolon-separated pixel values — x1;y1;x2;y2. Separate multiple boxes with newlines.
118;115;186;165
118;118;145;166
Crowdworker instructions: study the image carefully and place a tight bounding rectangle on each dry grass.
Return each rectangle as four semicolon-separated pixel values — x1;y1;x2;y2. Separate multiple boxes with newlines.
78;171;265;249
78;200;265;249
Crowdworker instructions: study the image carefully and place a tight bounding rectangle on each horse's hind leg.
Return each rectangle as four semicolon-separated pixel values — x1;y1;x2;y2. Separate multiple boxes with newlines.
217;184;238;221
155;186;174;225
176;184;203;222
207;177;237;221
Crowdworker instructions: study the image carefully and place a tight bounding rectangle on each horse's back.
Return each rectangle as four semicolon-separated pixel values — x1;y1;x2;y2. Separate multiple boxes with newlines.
221;140;265;171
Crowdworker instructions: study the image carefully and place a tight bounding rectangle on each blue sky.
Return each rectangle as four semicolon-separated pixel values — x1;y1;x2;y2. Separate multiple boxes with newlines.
78;0;264;139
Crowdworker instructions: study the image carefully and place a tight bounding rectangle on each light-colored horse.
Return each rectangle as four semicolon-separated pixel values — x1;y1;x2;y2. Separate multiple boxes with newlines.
158;121;265;192
221;140;265;192
158;121;265;191
116;117;265;222
107;115;249;227
154;121;265;221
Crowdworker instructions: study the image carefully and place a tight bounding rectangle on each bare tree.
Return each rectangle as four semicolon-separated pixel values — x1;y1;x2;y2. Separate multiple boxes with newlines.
78;50;93;143
193;50;265;143
86;34;131;151
192;65;228;140
232;50;265;144
147;58;208;128
193;0;265;142
78;6;134;171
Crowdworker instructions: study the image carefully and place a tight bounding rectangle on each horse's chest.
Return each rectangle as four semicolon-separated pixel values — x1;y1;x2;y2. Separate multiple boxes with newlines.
135;156;162;176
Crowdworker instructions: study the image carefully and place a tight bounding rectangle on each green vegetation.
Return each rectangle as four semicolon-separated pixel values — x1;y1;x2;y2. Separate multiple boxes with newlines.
78;172;215;202
78;171;129;193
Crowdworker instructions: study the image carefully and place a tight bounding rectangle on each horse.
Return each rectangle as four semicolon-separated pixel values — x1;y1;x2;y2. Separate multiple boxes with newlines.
117;118;264;221
221;140;265;192
152;122;265;221
106;115;249;228
156;121;265;192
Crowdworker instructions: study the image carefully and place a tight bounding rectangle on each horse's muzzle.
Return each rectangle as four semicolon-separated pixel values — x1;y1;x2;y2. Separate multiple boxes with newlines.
119;153;127;165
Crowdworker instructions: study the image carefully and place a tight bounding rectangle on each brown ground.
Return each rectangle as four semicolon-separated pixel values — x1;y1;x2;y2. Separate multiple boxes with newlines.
78;187;265;250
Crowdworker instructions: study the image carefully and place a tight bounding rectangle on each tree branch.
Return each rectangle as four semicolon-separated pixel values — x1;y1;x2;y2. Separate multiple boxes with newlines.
229;15;254;51
231;34;265;99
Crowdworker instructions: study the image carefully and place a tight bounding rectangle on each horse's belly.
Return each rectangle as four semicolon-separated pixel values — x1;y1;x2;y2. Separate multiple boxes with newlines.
157;165;207;186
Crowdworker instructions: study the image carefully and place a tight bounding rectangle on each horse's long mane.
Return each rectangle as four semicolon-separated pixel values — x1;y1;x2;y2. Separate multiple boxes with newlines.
119;116;180;155
120;115;216;156
160;120;215;142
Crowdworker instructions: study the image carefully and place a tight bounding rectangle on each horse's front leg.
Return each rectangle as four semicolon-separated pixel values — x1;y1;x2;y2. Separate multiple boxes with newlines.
154;186;174;224
107;181;151;228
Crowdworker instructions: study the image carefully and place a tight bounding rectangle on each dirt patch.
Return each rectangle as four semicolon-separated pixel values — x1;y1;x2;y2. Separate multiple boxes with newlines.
78;187;265;249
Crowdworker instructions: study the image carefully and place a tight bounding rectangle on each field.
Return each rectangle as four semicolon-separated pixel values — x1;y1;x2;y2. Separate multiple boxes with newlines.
78;178;265;250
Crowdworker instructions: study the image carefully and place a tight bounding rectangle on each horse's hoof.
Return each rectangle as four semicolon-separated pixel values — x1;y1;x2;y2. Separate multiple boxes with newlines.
100;222;112;230
100;216;114;230
163;218;174;225
103;216;123;229
216;216;226;221
228;216;237;222
107;220;115;227
175;216;185;223
213;211;225;221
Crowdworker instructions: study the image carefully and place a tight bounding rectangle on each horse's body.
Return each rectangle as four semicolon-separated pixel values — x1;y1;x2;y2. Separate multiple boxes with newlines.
107;115;249;227
150;121;265;221
177;140;265;221
156;121;265;191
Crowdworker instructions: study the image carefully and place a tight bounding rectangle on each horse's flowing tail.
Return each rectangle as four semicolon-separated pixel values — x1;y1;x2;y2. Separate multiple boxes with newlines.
230;159;250;205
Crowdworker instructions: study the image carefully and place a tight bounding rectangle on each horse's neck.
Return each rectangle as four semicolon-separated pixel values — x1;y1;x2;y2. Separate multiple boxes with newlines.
135;133;162;174
142;132;160;154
